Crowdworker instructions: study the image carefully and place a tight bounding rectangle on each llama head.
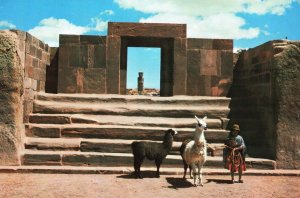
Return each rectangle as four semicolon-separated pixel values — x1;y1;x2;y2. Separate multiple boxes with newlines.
166;128;178;136
195;115;208;130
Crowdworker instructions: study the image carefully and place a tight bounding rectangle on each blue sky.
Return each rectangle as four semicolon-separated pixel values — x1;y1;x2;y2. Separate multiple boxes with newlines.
1;0;300;88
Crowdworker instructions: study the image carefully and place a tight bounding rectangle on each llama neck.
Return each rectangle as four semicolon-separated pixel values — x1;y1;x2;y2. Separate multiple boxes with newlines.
163;134;173;149
194;125;204;143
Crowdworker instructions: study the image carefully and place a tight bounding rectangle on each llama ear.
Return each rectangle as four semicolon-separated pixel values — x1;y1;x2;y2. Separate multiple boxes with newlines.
195;115;199;120
202;116;207;121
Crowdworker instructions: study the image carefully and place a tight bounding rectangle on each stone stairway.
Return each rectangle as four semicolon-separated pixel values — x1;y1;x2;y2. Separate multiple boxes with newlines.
22;93;276;170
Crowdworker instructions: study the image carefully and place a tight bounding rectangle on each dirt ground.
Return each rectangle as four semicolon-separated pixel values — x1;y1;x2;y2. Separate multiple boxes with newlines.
0;172;299;198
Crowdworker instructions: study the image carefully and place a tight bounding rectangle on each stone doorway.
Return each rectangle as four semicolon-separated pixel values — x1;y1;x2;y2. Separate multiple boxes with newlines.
121;37;173;96
126;47;161;95
106;22;187;96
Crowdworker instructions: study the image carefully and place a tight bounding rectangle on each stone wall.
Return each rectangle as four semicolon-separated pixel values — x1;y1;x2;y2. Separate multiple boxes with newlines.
273;41;300;169
187;38;233;96
22;31;50;122
229;40;300;168
57;35;107;93
0;31;24;165
0;30;49;165
55;23;233;96
45;47;58;93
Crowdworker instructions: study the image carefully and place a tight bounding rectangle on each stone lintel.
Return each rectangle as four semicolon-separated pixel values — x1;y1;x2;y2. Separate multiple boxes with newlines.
108;22;186;38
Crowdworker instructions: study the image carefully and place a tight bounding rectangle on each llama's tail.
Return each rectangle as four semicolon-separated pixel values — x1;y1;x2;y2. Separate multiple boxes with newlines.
180;139;192;157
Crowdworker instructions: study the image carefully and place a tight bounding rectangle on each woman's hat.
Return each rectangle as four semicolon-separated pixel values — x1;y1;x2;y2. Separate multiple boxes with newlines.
231;124;240;131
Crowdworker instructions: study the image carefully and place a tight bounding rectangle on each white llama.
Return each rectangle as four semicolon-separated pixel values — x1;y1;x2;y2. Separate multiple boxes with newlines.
180;116;207;186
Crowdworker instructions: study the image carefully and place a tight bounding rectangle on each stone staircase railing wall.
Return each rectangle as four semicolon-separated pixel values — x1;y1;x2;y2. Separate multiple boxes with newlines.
228;40;300;169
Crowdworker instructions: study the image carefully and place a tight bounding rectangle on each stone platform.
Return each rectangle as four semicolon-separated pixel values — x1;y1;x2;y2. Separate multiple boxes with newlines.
22;93;276;171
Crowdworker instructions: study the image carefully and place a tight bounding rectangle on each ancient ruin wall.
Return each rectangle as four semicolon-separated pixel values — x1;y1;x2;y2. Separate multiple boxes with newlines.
0;30;50;165
22;31;50;122
229;40;300;168
56;23;233;96
273;41;300;169
187;38;233;96
57;35;107;93
0;31;24;165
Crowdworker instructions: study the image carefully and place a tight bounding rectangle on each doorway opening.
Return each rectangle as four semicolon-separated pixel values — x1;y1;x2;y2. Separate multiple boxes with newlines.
126;47;161;96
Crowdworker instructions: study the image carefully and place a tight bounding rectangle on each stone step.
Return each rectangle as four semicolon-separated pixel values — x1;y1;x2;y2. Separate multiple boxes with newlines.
33;100;230;118
22;150;276;170
25;137;224;156
5;166;299;176
35;93;231;106
29;114;228;129
25;124;229;143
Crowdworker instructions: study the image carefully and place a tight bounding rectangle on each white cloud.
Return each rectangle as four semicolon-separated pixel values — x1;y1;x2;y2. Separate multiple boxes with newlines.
0;20;16;29
28;17;107;47
141;13;260;39
90;17;108;32
115;0;298;39
115;0;295;16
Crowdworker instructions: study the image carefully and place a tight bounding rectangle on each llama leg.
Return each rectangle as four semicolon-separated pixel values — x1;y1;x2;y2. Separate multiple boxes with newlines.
155;159;162;178
198;163;204;186
183;160;188;179
134;156;144;179
189;165;193;179
191;164;197;187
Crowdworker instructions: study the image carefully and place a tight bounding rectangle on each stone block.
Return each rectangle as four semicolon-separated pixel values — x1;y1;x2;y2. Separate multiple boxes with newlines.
25;32;33;43
25;54;32;68
94;45;106;68
23;100;33;123
187;38;213;50
0;31;24;165
59;35;80;45
221;50;233;76
200;50;220;76
37;80;45;91
10;30;26;41
0;124;21;165
39;60;46;70
29;126;61;138
39;40;45;50
173;38;187;95
25;42;31;54
69;45;80;67
32;36;40;47
187;49;200;95
199;75;212;96
82;68;106;93
57;67;77;93
33;67;40;79
24;88;34;100
80;35;106;45
29;45;36;56
87;45;94;68
108;22;186;38
23;154;61;165
119;69;126;95
25;65;34;78
106;36;121;94
29;115;71;124
36;48;42;60
79;45;88;67
58;45;70;68
213;39;233;50
32;57;39;68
